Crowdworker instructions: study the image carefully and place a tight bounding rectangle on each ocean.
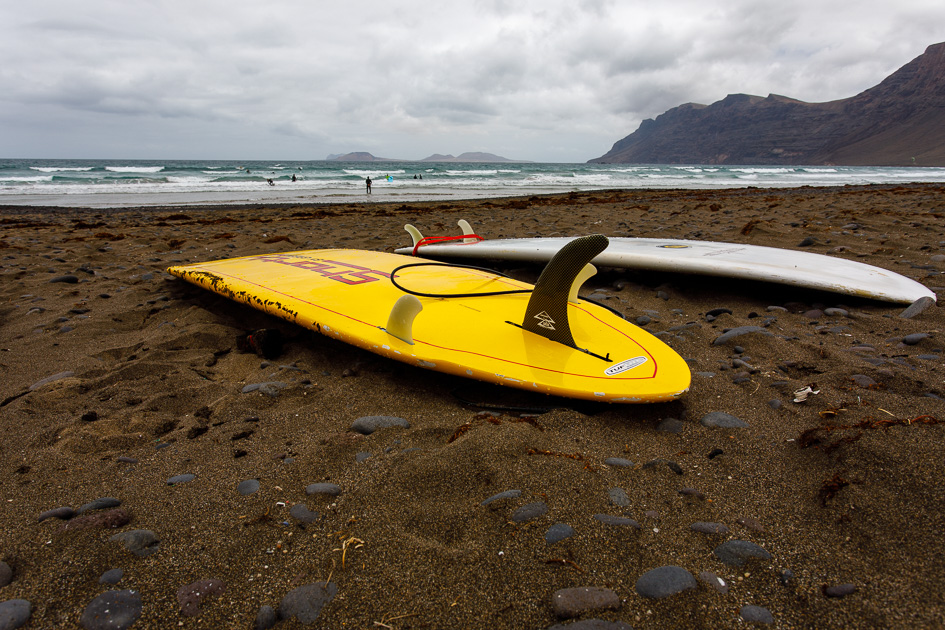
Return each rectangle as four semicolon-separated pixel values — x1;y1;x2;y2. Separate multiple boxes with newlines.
3;158;945;208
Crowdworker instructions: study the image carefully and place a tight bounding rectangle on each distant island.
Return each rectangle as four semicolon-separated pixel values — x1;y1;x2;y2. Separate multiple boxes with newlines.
325;152;394;162
419;152;527;163
590;42;945;166
326;151;528;163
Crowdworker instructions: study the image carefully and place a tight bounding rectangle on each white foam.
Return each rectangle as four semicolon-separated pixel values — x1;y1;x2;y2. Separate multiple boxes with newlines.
731;167;794;174
105;166;164;173
0;175;52;182
343;169;406;176
606;166;656;173
30;167;93;172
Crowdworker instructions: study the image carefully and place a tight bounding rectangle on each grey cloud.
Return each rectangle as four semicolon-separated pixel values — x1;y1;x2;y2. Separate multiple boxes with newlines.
2;0;944;161
406;96;500;124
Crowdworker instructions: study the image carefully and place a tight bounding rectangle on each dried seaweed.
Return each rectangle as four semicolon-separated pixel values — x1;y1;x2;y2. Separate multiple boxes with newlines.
799;414;942;450
448;415;544;443
526;448;596;471
740;219;761;235
819;472;851;506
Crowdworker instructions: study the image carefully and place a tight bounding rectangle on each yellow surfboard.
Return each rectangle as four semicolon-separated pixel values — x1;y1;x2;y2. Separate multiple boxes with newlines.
167;236;690;403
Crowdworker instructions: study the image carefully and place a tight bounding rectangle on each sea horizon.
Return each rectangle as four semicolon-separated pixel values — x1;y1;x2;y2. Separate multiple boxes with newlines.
3;157;945;208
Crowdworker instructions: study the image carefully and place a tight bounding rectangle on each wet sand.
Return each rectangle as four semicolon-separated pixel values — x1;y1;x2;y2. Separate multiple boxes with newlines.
1;184;944;629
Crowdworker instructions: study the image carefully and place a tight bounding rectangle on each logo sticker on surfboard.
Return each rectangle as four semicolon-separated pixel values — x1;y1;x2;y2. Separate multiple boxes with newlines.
605;356;648;375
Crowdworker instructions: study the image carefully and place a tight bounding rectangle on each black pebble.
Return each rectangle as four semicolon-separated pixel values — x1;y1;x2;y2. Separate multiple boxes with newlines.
99;569;124;585
76;497;121;515
289;504;319;523
38;507;75;522
0;600;31;629
902;333;929;345
824;583;857;598
80;590;142;629
255;605;278;630
0;561;12;587
511;501;548;523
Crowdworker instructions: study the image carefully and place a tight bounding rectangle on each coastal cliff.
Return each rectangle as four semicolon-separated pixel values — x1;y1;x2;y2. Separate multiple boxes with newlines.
590;42;945;166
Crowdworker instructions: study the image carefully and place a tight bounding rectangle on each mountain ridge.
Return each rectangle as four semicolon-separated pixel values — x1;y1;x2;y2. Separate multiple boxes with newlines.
590;42;945;166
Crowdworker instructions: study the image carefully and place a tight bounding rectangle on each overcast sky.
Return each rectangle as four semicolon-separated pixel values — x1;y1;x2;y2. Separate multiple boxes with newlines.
2;1;944;163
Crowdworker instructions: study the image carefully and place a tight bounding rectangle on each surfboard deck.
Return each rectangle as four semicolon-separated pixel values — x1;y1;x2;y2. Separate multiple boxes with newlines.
167;248;690;403
395;224;935;304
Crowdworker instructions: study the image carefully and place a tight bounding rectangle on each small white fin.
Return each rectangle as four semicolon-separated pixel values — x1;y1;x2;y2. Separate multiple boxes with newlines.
568;263;597;304
385;294;423;345
404;224;423;248
457;219;476;243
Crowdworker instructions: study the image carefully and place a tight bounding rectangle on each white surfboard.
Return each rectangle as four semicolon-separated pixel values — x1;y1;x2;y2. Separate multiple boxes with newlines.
394;221;936;304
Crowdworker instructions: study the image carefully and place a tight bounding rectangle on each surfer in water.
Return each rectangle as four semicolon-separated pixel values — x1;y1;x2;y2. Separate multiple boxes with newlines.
365;176;372;194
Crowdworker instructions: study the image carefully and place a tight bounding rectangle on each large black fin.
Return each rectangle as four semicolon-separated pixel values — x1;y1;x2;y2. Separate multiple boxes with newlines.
521;234;609;347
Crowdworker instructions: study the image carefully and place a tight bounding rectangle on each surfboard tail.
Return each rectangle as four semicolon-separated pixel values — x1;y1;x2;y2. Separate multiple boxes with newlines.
522;234;609;348
403;222;484;255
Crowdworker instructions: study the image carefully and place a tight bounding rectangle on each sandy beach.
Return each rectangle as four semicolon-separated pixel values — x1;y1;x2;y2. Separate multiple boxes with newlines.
1;184;943;629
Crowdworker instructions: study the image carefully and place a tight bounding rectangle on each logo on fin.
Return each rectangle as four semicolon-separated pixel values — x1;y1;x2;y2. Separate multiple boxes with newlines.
534;311;556;330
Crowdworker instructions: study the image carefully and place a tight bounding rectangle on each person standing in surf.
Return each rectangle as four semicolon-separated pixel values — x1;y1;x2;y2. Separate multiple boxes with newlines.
365;176;372;194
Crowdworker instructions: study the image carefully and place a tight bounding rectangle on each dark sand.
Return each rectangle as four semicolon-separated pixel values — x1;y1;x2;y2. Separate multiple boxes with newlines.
1;184;944;629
